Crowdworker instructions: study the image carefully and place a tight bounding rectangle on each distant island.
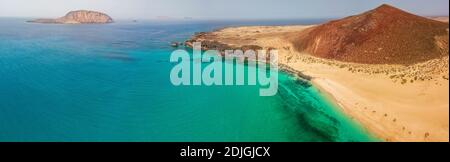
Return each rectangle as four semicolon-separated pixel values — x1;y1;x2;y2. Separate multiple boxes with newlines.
27;10;113;24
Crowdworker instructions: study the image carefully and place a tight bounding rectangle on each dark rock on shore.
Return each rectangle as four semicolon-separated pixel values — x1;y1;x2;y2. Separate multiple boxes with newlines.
170;42;180;47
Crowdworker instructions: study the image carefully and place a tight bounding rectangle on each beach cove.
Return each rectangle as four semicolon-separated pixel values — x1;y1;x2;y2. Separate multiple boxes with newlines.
186;22;449;142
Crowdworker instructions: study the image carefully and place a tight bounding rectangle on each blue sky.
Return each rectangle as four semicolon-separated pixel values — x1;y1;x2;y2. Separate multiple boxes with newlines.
0;0;448;19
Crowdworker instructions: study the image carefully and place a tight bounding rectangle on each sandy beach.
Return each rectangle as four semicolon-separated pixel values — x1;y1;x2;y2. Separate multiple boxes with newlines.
188;24;450;142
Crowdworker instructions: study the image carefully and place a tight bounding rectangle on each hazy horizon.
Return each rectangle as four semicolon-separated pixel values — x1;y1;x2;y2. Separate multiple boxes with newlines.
0;0;448;20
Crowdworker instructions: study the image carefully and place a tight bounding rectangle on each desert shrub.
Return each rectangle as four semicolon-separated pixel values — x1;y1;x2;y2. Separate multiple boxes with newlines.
401;79;407;84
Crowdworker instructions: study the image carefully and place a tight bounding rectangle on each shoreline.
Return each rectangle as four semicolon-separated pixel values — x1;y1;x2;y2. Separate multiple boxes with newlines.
185;24;450;142
310;78;382;140
286;55;449;142
279;63;381;141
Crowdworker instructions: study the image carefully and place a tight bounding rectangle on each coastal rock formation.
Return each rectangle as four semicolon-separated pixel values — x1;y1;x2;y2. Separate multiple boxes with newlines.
185;32;264;53
295;4;449;65
28;10;113;24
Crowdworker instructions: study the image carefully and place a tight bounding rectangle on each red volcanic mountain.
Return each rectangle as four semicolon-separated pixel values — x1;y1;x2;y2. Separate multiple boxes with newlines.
295;4;449;65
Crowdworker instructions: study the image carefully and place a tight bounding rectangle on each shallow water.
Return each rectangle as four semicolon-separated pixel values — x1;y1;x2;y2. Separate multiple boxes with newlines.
0;18;377;141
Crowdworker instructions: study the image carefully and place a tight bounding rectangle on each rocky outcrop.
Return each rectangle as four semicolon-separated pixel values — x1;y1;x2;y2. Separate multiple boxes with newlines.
186;32;263;52
28;10;113;24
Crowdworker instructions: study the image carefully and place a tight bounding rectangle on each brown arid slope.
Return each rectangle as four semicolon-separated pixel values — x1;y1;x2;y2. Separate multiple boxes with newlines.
28;10;113;24
295;4;449;65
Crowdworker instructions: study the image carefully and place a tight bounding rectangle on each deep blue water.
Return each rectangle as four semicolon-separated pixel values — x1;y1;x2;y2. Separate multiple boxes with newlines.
0;18;376;142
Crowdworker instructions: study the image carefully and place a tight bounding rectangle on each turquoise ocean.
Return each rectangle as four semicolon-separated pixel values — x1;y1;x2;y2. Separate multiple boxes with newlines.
0;18;377;142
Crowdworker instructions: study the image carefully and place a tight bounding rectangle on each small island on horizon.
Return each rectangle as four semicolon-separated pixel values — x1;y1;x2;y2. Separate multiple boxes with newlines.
27;10;113;24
